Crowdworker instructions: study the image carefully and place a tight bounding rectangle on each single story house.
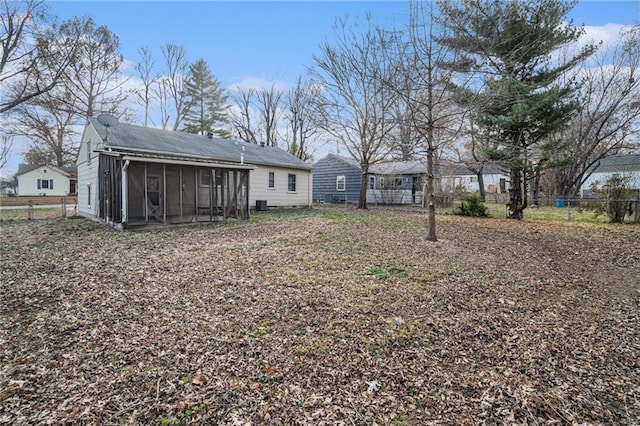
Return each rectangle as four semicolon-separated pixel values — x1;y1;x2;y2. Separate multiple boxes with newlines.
313;154;427;205
77;115;312;227
16;164;77;197
313;153;508;205
439;163;508;195
580;154;640;197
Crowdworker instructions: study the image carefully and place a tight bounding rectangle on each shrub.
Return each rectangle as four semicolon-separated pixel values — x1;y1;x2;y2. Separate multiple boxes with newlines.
589;175;637;223
457;194;489;217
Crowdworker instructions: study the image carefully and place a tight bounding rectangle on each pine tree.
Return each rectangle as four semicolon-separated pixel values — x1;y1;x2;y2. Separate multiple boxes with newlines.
182;59;229;137
438;0;596;219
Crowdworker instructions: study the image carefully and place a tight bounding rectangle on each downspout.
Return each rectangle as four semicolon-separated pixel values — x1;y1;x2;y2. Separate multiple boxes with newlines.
121;159;130;225
308;170;312;208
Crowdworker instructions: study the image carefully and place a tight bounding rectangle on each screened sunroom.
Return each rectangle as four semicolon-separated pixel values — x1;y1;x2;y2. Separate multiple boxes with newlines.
98;154;251;227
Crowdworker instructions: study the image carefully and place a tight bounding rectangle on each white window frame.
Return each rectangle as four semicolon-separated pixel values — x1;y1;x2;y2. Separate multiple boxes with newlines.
287;173;297;192
368;176;375;190
86;140;91;164
336;175;346;191
87;184;92;207
268;171;275;189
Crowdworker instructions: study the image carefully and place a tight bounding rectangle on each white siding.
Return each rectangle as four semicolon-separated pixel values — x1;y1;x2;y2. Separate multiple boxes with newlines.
76;125;104;218
441;173;508;193
581;171;640;197
250;166;312;208
17;166;71;196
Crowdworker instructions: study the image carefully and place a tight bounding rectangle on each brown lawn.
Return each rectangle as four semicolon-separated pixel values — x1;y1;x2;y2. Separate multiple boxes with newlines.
1;206;638;425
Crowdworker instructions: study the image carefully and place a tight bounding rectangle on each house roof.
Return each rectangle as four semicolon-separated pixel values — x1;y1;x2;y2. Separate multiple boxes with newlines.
317;154;430;175
16;164;77;177
440;162;506;176
589;154;640;173
88;117;312;171
369;160;428;175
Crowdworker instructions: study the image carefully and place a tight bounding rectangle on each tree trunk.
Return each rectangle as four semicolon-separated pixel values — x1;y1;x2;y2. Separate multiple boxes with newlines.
477;168;486;202
358;166;369;209
425;149;437;241
507;167;526;219
531;165;541;206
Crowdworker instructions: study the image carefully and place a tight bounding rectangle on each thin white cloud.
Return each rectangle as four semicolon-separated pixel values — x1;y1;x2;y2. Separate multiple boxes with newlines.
579;23;630;49
227;76;290;92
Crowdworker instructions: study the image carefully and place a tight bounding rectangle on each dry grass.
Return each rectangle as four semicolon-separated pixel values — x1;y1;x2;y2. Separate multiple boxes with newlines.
1;206;639;425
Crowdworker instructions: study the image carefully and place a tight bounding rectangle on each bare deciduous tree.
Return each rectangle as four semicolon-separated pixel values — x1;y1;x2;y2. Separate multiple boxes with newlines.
255;83;283;147
230;83;284;147
230;87;258;144
552;26;640;197
10;87;77;167
58;17;129;118
154;43;188;131
283;76;319;161
0;134;13;169
134;45;157;127
388;1;467;240
0;0;81;113
10;17;127;166
311;16;399;209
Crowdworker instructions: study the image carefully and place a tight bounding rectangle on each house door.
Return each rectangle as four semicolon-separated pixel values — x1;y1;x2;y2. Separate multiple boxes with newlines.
146;175;162;221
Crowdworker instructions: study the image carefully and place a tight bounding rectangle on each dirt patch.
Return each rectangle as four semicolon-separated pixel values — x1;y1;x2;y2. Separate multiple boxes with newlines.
1;207;638;424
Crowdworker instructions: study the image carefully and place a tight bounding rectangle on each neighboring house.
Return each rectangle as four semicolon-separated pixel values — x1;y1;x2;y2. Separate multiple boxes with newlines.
312;154;362;203
313;154;511;205
77;115;312;227
580;154;640;197
368;160;428;205
16;164;78;197
312;154;427;205
439;163;508;196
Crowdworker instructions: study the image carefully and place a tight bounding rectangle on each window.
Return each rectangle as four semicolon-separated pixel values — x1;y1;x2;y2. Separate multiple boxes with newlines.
336;175;345;191
37;179;53;190
86;140;91;164
268;172;275;189
288;173;297;192
87;184;91;207
368;176;375;190
378;176;402;189
200;169;211;187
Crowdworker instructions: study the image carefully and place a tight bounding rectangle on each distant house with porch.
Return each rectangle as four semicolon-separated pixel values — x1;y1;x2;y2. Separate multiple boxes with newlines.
16;164;77;197
77;115;312;227
312;154;427;205
439;163;508;197
580;154;640;197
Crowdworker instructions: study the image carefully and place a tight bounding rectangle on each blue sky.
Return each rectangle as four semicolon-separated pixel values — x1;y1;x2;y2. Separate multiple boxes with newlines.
1;1;639;176
46;0;639;88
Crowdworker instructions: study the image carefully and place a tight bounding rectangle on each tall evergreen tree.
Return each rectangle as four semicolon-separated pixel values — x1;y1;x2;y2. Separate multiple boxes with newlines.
182;58;229;137
438;0;596;219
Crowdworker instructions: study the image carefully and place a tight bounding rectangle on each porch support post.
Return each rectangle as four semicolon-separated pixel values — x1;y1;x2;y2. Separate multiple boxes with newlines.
163;163;167;224
194;167;198;222
221;171;226;220
179;166;183;223
144;163;148;223
209;168;214;222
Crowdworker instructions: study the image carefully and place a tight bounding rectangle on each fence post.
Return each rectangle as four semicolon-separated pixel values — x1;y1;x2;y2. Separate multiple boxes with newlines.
27;200;34;220
61;197;67;218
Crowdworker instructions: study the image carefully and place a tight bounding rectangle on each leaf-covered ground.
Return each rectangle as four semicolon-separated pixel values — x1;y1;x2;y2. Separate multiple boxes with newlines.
1;206;639;425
